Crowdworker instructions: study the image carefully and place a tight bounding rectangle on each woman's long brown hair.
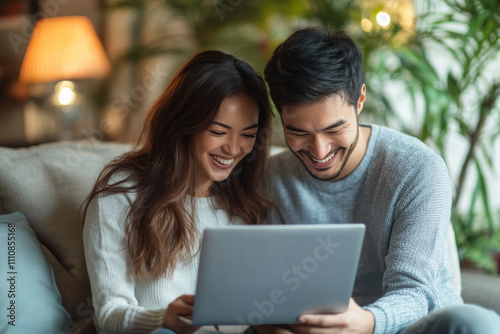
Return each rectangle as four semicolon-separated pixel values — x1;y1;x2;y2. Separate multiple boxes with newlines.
81;51;274;279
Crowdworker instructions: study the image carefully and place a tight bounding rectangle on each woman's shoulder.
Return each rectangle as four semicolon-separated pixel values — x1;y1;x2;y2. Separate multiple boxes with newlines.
107;170;136;188
88;171;137;218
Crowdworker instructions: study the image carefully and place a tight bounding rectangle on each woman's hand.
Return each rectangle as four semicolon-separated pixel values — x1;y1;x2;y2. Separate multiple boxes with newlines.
162;294;200;334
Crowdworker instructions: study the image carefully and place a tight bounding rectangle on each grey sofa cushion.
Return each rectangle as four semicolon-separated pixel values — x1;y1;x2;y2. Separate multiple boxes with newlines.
0;140;131;333
462;269;500;315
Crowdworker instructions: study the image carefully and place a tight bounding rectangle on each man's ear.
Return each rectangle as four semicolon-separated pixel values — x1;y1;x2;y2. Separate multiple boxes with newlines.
357;84;366;114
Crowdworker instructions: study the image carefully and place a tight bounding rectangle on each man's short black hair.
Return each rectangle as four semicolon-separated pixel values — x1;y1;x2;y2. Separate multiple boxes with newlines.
264;27;365;113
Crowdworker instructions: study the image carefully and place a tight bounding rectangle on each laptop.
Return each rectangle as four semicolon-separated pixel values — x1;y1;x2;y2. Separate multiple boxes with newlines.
190;224;365;326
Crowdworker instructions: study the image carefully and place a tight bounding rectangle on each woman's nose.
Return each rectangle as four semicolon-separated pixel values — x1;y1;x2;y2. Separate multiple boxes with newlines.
221;136;240;156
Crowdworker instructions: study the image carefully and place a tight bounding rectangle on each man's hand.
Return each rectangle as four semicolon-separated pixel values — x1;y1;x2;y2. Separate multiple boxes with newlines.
289;298;375;334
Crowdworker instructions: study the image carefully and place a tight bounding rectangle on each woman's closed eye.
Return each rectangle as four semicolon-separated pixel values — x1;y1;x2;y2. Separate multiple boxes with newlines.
242;133;257;138
209;130;226;136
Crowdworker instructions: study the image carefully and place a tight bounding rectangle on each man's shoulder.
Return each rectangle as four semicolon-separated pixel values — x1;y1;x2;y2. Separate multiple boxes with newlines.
372;125;449;180
270;149;298;173
375;125;444;162
269;150;309;188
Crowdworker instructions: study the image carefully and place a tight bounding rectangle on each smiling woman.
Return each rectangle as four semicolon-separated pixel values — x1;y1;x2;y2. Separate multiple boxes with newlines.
193;93;260;196
80;50;274;334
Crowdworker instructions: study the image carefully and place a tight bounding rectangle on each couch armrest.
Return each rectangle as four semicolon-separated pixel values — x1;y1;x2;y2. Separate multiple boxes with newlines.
461;269;500;315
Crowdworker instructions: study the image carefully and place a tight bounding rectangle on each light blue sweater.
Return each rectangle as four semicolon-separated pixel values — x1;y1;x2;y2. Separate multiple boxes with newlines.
268;124;463;334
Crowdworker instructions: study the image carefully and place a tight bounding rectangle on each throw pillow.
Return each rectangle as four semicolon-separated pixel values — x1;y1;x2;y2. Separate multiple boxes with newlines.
0;211;71;333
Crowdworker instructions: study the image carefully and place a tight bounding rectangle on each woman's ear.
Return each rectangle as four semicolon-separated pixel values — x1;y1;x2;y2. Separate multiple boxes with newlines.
357;84;366;114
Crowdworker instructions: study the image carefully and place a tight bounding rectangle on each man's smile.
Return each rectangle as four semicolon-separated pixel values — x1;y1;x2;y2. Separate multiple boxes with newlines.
301;150;340;170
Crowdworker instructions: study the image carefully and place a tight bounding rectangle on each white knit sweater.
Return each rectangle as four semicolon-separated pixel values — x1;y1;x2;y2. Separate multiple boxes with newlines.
83;188;238;334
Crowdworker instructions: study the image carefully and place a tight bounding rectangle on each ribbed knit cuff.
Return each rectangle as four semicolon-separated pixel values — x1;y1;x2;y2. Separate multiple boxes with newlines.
363;306;387;334
129;309;166;334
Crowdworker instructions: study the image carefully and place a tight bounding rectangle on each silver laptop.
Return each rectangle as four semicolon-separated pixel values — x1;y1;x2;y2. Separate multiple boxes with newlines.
191;224;365;326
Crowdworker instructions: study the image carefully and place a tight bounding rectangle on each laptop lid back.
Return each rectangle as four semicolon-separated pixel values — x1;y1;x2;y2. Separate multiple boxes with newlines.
192;224;365;326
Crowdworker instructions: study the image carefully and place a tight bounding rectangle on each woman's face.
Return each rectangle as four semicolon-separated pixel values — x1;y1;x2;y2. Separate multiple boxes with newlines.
193;93;259;196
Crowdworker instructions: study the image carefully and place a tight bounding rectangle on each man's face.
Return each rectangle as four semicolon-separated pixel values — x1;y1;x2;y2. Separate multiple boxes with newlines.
281;87;366;181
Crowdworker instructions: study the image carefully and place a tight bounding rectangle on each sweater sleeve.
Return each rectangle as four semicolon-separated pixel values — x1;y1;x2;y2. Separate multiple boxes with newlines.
363;154;457;334
83;191;165;334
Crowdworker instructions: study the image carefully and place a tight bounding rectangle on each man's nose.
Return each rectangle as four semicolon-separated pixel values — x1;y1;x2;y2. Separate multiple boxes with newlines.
308;135;331;159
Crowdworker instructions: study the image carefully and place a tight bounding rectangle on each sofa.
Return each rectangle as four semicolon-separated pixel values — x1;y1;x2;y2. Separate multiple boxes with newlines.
0;140;130;333
0;140;499;333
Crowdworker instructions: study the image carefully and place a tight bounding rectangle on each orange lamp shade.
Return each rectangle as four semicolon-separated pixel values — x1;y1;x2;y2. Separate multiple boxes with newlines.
19;16;111;83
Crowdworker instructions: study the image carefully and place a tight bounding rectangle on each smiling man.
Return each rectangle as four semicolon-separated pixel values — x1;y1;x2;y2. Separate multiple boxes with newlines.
261;27;500;334
281;91;365;182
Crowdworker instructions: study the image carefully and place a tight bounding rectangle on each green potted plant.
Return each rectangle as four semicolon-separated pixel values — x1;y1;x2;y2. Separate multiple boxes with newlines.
453;210;500;274
363;0;500;273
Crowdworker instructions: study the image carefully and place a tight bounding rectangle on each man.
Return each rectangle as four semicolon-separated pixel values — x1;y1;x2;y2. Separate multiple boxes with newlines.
261;27;500;334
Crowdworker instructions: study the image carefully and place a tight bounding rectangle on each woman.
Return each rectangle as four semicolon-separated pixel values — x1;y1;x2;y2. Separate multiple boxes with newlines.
82;50;274;334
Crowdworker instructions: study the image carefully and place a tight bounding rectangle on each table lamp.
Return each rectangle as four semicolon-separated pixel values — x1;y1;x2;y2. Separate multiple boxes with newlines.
19;15;111;140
